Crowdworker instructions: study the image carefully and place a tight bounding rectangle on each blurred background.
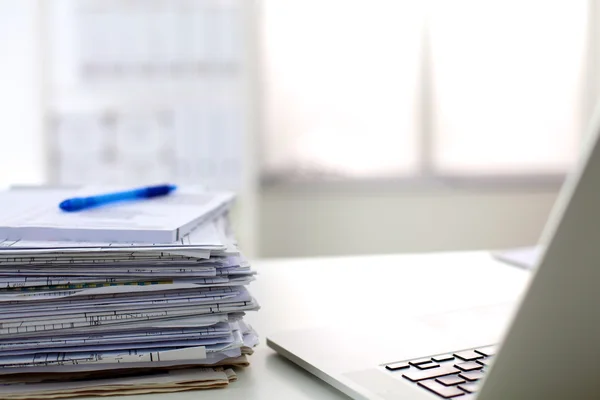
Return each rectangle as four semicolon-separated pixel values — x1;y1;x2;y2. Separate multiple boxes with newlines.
0;0;597;259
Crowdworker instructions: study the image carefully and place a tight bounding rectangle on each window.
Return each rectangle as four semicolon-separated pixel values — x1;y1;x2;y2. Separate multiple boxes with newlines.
260;0;592;181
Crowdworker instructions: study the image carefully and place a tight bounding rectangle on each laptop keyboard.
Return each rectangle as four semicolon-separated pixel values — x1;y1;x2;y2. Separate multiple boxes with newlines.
382;345;496;398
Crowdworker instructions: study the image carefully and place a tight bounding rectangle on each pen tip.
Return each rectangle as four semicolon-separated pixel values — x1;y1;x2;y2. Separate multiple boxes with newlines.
59;200;72;212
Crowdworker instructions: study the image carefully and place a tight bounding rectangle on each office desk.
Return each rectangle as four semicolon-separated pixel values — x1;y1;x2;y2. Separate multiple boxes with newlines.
97;251;530;400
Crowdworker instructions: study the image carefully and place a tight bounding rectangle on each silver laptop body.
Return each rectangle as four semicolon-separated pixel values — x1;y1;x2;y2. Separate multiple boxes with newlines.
267;104;600;400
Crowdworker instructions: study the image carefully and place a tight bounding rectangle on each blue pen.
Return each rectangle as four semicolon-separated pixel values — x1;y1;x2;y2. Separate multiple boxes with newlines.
59;184;177;212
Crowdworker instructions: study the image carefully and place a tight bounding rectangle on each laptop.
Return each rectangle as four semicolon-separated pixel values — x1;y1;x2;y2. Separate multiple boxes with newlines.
267;104;600;399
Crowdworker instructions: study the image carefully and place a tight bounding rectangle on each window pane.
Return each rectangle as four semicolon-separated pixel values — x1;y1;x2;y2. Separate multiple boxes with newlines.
430;0;587;175
261;0;424;178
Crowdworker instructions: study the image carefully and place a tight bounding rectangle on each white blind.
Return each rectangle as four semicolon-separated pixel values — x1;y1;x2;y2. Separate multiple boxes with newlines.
261;0;425;178
261;0;590;179
430;0;587;175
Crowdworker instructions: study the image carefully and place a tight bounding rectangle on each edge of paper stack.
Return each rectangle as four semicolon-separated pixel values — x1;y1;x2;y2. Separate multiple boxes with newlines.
0;189;259;399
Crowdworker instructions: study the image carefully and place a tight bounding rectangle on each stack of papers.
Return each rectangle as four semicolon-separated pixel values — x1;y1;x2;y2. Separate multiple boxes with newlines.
0;187;259;398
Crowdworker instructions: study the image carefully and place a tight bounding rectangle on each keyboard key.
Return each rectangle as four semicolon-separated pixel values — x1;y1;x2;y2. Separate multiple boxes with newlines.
458;382;480;393
476;358;493;367
403;365;460;382
432;354;455;362
410;358;434;366
415;362;440;370
418;379;466;398
385;362;410;371
436;375;466;386
453;350;484;361
459;371;485;382
454;362;483;372
474;346;497;357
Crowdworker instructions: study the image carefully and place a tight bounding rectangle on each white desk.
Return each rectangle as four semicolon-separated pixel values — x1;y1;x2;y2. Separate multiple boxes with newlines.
99;251;531;400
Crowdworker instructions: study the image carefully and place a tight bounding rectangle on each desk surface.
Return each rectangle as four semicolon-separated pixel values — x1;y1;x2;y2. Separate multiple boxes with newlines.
90;251;530;400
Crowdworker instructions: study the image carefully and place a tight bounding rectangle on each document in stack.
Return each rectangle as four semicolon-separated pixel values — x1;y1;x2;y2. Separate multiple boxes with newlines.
2;367;239;399
0;186;235;243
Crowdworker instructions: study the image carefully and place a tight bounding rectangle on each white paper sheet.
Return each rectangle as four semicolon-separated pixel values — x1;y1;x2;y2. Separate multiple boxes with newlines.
0;327;258;374
0;315;230;341
0;298;258;336
0;367;235;398
0;281;250;302
0;325;232;352
0;218;224;253
0;187;235;243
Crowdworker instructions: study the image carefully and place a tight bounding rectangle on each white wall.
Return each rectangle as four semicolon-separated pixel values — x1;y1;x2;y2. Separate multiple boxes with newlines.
258;186;559;258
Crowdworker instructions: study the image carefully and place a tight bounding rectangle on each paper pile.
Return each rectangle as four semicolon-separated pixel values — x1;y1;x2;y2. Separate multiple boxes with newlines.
0;188;259;399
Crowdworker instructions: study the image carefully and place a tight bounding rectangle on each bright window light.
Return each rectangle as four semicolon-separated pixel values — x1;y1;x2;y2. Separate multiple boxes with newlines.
430;0;587;175
261;0;425;178
261;0;589;179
